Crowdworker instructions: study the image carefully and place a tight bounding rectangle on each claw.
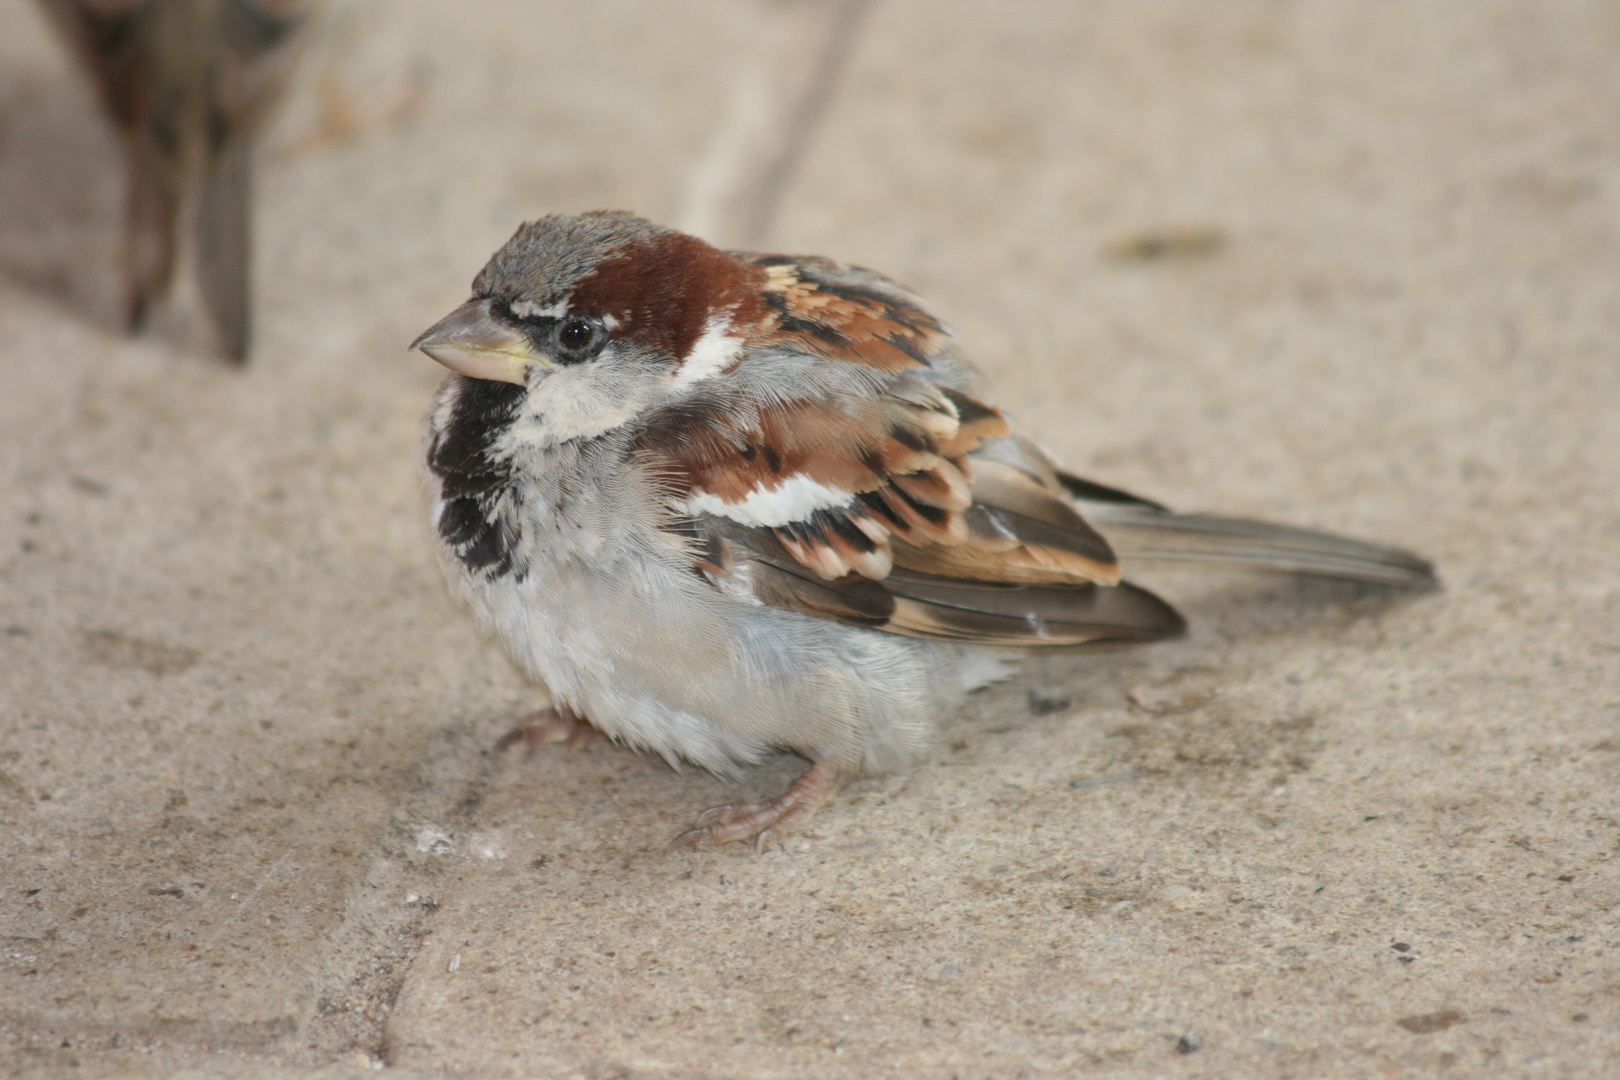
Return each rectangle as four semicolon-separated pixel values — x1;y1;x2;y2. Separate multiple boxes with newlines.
694;802;751;828
664;827;711;854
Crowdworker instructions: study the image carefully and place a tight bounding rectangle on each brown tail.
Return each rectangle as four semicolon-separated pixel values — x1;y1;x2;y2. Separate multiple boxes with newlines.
1056;471;1440;591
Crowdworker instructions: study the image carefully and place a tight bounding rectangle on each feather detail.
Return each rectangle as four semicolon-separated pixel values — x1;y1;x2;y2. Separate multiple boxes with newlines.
936;386;1012;453
870;484;968;547
693;514;1183;648
747;257;955;374
640;360;1012;583
890;458;972;511
955;458;1122;584
883;573;1185;646
1082;503;1440;588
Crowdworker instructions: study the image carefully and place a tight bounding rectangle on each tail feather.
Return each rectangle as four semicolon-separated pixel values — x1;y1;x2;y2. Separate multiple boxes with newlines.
1055;471;1438;591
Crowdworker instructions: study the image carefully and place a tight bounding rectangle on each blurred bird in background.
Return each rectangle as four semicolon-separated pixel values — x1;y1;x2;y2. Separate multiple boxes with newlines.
38;0;314;361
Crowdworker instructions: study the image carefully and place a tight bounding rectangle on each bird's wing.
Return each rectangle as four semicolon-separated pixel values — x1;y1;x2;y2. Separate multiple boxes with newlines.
632;255;1186;647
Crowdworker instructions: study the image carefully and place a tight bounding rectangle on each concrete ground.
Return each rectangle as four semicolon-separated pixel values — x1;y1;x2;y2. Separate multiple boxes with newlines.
2;1;1617;1076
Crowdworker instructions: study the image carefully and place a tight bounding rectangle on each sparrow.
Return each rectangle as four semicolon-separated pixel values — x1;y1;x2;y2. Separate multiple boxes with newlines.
39;0;314;361
411;211;1436;851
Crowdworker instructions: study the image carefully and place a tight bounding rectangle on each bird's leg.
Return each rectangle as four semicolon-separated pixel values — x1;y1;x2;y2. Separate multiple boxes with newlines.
196;139;253;362
667;760;839;854
121;132;181;332
494;705;600;752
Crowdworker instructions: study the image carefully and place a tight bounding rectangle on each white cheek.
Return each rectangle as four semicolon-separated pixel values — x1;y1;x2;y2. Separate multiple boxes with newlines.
527;370;630;441
508;355;661;444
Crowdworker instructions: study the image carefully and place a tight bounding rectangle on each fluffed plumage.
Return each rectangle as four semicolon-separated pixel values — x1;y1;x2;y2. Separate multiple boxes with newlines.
411;211;1436;850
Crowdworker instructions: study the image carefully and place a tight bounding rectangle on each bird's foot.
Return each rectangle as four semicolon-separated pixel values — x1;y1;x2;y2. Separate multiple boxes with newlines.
667;761;838;854
494;705;600;752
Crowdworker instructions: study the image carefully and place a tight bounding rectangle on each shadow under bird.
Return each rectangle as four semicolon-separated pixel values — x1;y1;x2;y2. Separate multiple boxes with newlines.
410;211;1438;851
39;0;313;361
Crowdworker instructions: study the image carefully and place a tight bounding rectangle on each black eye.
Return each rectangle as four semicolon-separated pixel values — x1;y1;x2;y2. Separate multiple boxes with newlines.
558;319;595;352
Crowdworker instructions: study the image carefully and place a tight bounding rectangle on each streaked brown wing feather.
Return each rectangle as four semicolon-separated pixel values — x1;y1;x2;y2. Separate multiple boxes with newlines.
639;253;1136;615
687;513;1183;648
745;255;956;373
893;456;1122;584
885;573;1185;647
743;550;897;630
639;374;1030;583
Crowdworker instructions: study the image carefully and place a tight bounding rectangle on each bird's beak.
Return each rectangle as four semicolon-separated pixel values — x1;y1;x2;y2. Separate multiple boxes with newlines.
410;299;544;384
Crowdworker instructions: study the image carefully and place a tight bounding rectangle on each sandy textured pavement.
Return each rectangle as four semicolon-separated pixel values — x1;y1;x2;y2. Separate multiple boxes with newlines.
2;1;1617;1077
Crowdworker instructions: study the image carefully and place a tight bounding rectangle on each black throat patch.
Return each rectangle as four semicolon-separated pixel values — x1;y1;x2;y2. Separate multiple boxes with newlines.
426;377;527;578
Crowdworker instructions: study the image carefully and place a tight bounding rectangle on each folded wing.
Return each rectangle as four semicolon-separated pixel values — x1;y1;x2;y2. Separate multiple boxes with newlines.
634;255;1189;649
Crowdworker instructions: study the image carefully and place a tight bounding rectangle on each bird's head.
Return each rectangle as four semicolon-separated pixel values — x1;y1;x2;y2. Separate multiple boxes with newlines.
411;210;764;443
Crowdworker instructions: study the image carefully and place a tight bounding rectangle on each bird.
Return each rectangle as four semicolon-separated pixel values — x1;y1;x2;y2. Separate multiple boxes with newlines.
38;0;314;361
410;210;1436;852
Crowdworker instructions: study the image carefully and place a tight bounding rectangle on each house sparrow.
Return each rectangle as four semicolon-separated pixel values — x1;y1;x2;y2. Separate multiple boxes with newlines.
412;211;1435;851
39;0;314;361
